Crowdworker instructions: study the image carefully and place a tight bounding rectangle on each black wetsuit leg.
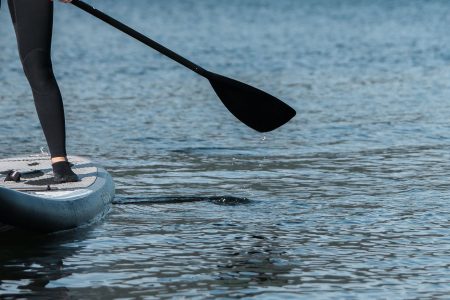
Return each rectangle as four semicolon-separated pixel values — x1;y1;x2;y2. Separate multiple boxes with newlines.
8;0;67;158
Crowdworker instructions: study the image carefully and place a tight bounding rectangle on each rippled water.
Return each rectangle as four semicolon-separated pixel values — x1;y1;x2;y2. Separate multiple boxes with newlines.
2;0;450;298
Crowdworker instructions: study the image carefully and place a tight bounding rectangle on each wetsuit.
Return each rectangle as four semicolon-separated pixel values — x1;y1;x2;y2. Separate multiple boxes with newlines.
7;0;67;158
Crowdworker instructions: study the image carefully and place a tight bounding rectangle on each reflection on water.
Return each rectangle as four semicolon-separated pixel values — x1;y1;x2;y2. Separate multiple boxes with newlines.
0;227;93;298
2;0;450;298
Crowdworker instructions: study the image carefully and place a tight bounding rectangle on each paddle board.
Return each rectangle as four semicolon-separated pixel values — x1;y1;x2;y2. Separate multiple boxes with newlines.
0;154;114;232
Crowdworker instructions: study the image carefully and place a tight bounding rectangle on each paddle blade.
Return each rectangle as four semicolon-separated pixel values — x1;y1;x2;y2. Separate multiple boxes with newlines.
207;72;296;132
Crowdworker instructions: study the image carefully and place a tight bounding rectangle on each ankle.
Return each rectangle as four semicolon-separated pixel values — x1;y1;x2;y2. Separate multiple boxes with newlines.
51;156;67;164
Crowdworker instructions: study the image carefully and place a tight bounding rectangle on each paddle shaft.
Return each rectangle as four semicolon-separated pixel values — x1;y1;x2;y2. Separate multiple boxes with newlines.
71;0;208;77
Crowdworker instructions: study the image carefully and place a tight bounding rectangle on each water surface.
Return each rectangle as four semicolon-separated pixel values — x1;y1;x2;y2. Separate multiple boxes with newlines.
1;0;450;298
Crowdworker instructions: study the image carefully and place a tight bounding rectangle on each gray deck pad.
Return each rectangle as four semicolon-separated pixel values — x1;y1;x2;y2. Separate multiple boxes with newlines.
0;155;97;191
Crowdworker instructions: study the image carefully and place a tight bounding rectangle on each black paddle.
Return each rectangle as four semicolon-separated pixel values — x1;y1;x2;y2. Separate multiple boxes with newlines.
71;0;296;132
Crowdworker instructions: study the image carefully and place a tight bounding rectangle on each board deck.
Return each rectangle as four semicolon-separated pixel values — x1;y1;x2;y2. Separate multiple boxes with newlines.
0;155;96;191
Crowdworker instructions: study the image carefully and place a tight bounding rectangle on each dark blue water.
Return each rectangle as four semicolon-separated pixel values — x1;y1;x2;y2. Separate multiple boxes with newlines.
2;0;450;298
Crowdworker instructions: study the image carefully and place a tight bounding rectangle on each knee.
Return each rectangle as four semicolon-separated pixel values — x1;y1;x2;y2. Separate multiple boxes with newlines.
22;49;56;94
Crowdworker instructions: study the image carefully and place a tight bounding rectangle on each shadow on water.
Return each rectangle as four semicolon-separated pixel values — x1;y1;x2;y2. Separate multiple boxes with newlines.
113;195;252;206
0;225;94;298
213;234;295;298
